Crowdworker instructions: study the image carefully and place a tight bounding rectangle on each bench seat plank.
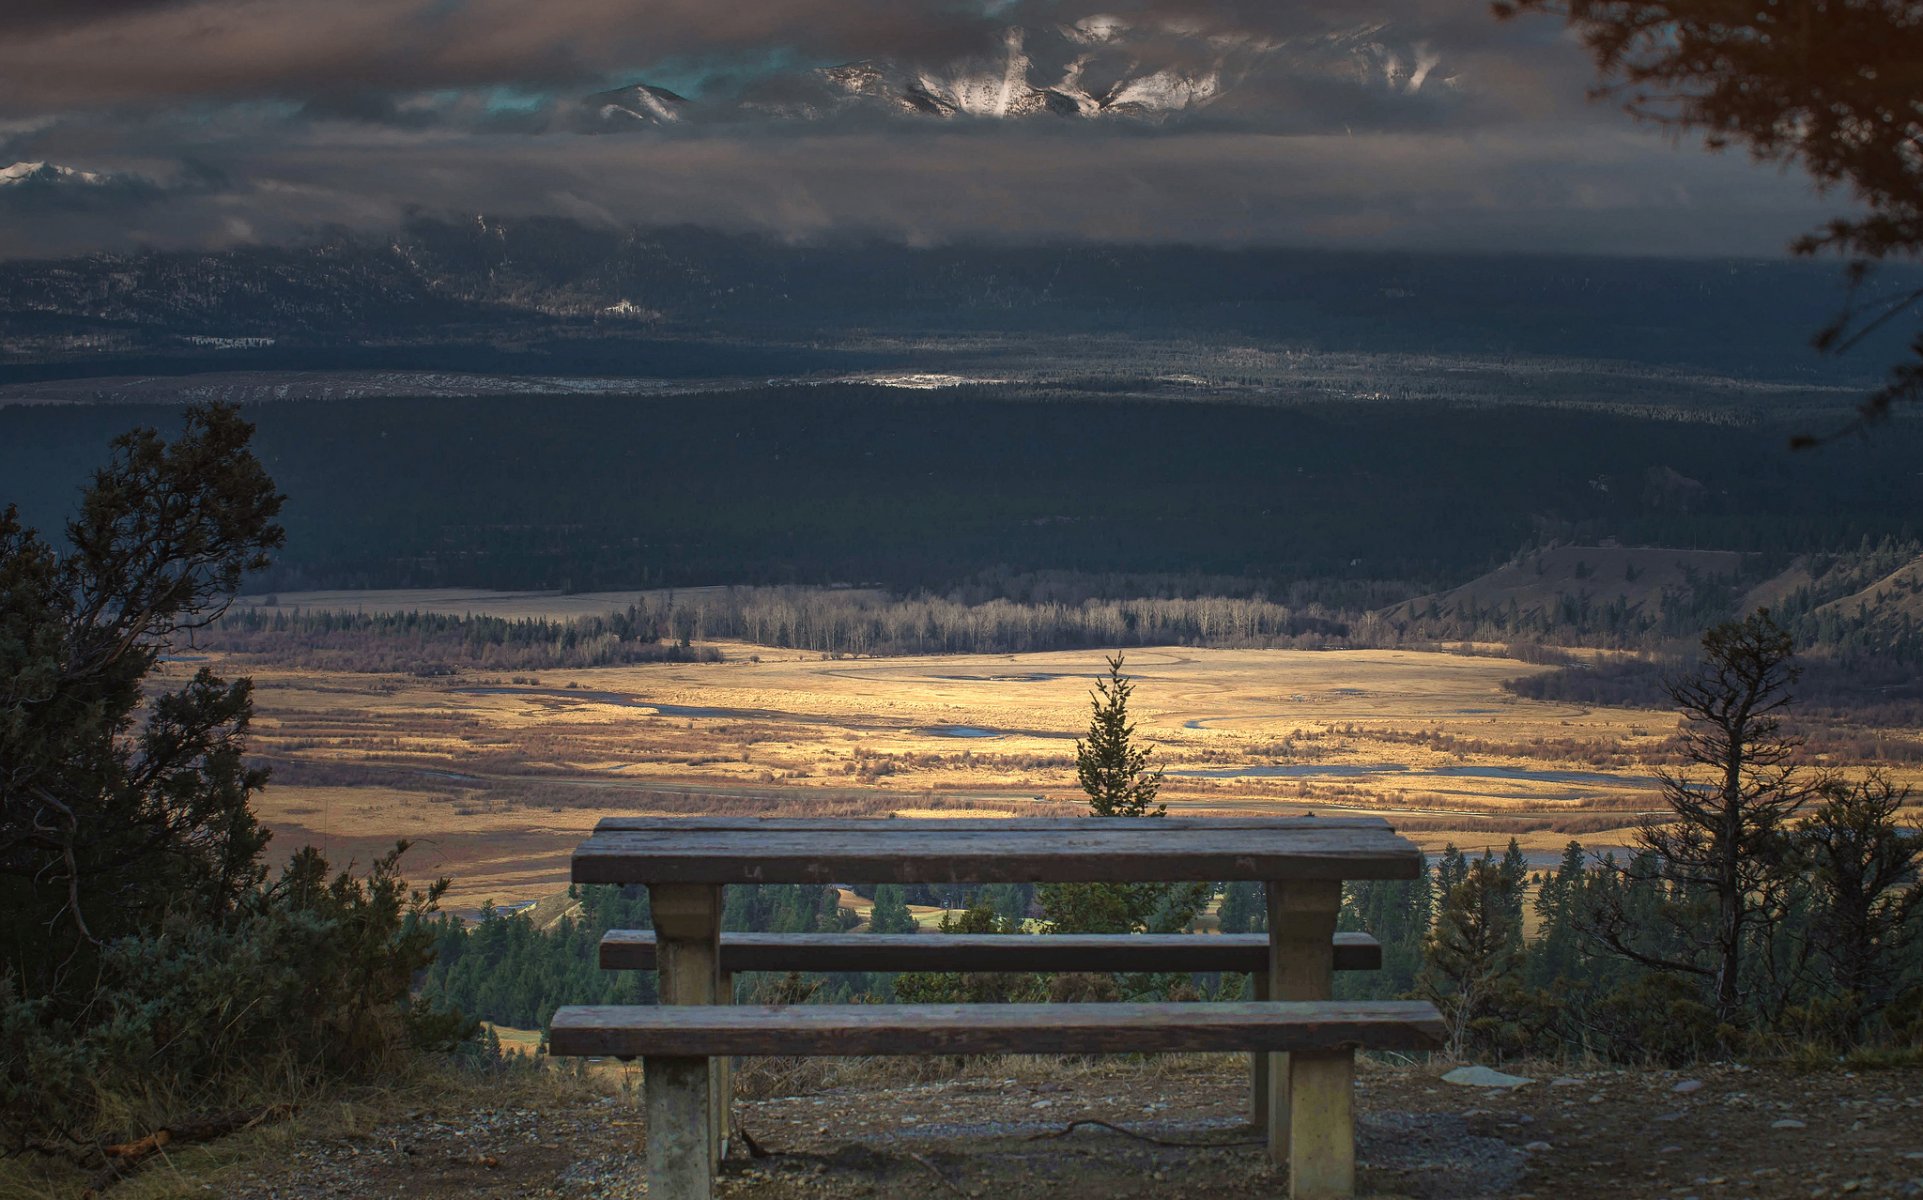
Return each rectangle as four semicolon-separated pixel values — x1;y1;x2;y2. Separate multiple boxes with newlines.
549;1000;1444;1058
600;930;1382;974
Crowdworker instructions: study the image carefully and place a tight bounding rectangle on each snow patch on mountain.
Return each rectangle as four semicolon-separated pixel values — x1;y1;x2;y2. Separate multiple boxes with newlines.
584;83;690;125
0;162;112;187
585;16;1460;128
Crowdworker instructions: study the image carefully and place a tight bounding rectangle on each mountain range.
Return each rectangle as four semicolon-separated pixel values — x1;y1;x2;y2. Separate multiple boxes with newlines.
584;17;1454;126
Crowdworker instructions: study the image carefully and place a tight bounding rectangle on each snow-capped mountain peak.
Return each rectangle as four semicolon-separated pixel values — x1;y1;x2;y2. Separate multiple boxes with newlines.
583;83;691;125
0;161;111;187
584;20;1459;129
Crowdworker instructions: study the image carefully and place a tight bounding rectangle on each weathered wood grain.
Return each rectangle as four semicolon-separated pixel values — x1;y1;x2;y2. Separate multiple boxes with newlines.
595;816;1393;833
547;1000;1445;1059
644;1056;713;1200
1289;1049;1356;1200
599;930;1383;974
1267;879;1342;1165
572;819;1421;885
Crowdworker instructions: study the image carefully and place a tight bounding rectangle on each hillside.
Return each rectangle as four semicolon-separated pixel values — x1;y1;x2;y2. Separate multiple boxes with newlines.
1816;555;1923;626
1381;545;1752;635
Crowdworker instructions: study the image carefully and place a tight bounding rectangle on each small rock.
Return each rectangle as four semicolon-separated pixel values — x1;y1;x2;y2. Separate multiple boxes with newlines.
1524;1141;1553;1152
1442;1066;1535;1089
1773;1119;1808;1130
1674;1079;1705;1094
1551;1077;1583;1087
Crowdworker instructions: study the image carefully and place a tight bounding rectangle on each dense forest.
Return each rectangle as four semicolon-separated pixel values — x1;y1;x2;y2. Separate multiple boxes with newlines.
420;827;1923;1064
4;390;1919;598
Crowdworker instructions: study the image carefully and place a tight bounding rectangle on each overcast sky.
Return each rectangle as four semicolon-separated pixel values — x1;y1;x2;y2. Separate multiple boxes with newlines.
0;0;1846;259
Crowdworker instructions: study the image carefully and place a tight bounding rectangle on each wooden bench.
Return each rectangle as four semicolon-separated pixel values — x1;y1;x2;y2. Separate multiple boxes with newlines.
601;927;1384;1130
556;816;1427;1200
550;999;1445;1200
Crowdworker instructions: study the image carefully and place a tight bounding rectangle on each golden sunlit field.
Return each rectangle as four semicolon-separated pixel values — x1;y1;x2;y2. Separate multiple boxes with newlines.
192;591;1923;908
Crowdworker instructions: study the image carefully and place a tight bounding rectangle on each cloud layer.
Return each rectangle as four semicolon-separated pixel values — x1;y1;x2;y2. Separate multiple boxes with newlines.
0;0;1841;258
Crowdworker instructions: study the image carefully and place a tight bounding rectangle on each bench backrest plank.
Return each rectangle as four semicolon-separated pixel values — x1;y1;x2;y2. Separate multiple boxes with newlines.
600;930;1382;974
548;1000;1445;1058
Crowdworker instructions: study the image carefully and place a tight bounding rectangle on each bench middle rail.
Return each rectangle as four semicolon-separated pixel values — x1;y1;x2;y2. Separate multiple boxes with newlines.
549;999;1444;1058
600;930;1382;974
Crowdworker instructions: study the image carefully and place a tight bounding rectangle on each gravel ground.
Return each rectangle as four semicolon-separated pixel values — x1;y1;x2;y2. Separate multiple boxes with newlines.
211;1058;1923;1200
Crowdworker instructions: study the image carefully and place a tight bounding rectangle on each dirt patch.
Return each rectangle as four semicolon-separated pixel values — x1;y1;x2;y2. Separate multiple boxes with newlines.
207;1058;1923;1200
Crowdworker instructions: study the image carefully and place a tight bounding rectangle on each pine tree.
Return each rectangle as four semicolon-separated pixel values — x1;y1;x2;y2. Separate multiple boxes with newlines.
1499;838;1530;951
1527;841;1589;990
1041;654;1205;940
1218;881;1266;935
1418;860;1527;1059
1074;653;1165;816
1587;611;1812;1023
866;884;917;935
1799;772;1923;1021
1337;852;1433;1001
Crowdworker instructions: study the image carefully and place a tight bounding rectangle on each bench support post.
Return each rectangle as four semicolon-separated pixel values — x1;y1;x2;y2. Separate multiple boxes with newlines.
644;1055;714;1200
1287;1049;1355;1199
1265;879;1340;1168
1249;969;1270;1128
650;883;724;1174
716;968;735;1154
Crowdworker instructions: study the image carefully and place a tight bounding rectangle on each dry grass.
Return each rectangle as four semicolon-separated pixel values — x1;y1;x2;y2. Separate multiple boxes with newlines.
164;627;1921;907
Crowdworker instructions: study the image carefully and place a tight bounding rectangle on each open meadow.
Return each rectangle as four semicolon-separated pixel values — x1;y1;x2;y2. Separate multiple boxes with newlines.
178;591;1923;909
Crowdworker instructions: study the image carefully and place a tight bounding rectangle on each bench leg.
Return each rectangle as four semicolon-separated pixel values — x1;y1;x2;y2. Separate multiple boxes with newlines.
715;969;734;1161
1249;969;1269;1129
1265;879;1339;1168
650;884;722;1178
1287;1049;1355;1200
645;1055;714;1200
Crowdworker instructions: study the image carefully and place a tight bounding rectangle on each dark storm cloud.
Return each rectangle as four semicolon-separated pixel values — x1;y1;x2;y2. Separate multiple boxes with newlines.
0;0;1564;115
0;0;1841;259
0;0;1009;113
0;0;197;36
0;119;1837;261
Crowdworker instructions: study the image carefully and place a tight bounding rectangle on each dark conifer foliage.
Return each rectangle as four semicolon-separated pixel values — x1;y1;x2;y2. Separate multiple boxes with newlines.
0;407;467;1154
1073;654;1165;819
1;402;284;1002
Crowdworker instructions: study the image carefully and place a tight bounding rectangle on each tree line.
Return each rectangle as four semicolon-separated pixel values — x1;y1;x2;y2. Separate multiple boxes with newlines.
200;604;719;673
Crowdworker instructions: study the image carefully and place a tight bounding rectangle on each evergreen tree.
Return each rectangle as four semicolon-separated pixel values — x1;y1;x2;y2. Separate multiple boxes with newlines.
895;898;1039;1004
1435;843;1470;898
1336;853;1433;1002
1041;654;1206;944
1799;772;1923;1024
1074;652;1166;816
866;884;918;935
1218;881;1266;935
1499;838;1530;949
2;403;284;1004
1587;611;1812;1023
1418;860;1527;1059
1527;841;1589;990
